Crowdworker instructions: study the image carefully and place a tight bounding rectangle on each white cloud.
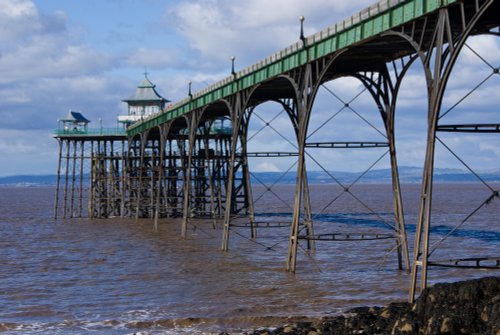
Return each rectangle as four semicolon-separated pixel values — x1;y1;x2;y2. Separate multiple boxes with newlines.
0;129;57;176
0;0;131;135
322;77;365;97
0;12;112;85
397;73;427;107
478;141;500;157
166;0;374;68
0;87;31;104
251;161;282;172
396;138;427;167
0;0;36;17
461;35;500;65
0;0;499;177
124;48;178;69
0;74;132;132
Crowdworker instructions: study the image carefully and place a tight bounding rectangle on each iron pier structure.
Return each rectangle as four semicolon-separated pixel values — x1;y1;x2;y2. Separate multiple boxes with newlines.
53;124;127;220
54;0;500;302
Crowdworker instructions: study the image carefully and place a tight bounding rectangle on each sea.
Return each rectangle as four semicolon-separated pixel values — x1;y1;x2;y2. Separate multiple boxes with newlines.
0;183;498;334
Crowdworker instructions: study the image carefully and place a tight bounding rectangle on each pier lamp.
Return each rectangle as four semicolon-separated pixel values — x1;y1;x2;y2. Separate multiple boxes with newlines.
188;81;192;99
299;16;305;43
231;56;236;76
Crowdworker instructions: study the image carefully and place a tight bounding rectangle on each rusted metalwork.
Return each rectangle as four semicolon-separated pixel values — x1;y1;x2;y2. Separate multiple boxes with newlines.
428;257;500;269
301;233;395;241
54;139;63;219
53;0;500;304
305;142;389;148
409;0;498;303
437;124;500;132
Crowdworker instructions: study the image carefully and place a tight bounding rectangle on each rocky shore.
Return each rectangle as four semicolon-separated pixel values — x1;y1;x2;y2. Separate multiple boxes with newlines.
241;276;499;335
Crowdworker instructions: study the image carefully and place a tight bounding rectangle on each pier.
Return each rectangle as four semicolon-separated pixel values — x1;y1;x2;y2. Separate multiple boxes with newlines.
54;0;500;302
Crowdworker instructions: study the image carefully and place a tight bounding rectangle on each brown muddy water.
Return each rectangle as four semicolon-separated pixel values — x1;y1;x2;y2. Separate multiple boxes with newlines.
0;184;498;334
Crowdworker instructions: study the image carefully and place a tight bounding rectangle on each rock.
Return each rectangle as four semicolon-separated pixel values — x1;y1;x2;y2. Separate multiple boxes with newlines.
240;276;499;335
318;302;411;335
391;318;414;334
408;276;500;334
0;323;17;331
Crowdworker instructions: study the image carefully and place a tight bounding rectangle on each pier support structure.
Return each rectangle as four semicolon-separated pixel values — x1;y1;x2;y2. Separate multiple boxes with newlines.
128;110;235;236
407;0;499;302
54;136;127;219
54;138;88;219
53;0;500;303
89;139;127;218
285;57;411;273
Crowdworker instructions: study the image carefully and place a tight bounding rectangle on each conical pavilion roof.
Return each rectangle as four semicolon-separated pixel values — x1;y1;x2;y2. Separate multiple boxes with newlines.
123;75;170;103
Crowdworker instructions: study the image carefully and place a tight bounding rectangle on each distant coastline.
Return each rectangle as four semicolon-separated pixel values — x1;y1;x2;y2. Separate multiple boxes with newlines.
0;174;58;187
2;166;500;187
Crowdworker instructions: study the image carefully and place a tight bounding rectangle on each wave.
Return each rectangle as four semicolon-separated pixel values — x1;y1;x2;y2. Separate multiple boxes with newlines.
0;315;329;335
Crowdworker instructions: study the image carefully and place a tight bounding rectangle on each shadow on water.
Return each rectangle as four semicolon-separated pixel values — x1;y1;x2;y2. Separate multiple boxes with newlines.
254;211;500;242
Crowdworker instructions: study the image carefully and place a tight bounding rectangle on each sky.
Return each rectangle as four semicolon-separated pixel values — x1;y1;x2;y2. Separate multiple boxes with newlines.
0;0;499;177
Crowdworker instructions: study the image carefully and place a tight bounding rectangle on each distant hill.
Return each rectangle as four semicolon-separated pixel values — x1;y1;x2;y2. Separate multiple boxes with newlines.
249;166;500;184
0;174;57;187
1;167;499;187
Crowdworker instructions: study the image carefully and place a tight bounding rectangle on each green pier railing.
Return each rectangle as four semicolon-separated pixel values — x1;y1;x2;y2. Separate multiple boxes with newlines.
128;0;457;137
53;128;127;137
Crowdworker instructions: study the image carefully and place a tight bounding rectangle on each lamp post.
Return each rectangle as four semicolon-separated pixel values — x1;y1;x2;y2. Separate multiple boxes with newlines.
299;16;305;44
231;56;236;77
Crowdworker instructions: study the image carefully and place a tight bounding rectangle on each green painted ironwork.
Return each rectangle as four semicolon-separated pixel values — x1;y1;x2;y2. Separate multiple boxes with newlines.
53;128;127;137
128;0;458;137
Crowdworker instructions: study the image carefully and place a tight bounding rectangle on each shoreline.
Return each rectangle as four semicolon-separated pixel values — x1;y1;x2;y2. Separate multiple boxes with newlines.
235;276;499;335
1;277;498;334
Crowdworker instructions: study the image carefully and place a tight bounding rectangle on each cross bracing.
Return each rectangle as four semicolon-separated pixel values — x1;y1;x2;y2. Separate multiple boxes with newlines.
127;0;492;137
53;0;500;304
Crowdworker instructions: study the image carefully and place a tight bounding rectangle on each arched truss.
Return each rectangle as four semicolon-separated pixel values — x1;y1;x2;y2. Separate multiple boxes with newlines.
361;0;500;301
70;0;500;304
221;76;302;251
179;101;234;237
286;47;414;273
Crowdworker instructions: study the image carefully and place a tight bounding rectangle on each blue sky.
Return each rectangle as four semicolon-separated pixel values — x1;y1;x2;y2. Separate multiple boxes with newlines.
0;0;499;177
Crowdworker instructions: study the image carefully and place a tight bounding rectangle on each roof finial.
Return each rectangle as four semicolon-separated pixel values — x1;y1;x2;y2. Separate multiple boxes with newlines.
144;67;149;79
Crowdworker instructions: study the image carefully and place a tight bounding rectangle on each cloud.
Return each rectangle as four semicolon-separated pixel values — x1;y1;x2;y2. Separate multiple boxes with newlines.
0;0;112;85
0;75;132;131
251;161;282;172
0;0;48;45
0;44;112;85
0;0;499;177
123;48;179;69
0;129;57;176
166;0;374;69
0;0;126;133
461;35;500;65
